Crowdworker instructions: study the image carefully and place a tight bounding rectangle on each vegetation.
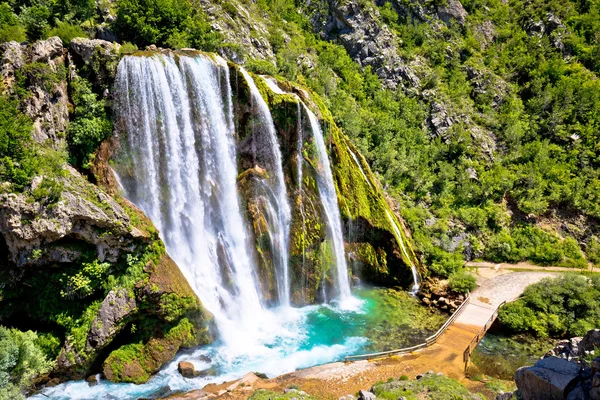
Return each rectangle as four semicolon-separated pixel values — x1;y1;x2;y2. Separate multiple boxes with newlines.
0;327;53;400
498;274;600;337
469;333;557;380
67;75;112;169
370;373;482;399
448;270;477;294
114;0;222;50
248;389;316;400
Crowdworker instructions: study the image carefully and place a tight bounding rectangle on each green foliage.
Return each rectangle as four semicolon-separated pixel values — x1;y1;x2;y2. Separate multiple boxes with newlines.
118;41;138;55
60;259;110;299
114;0;222;50
34;332;61;360
0;3;25;42
67;76;112;169
20;4;51;40
0;96;38;191
370;373;481;399
484;226;587;268
31;177;64;206
448;271;477;294
0;327;53;399
47;20;88;44
498;274;600;337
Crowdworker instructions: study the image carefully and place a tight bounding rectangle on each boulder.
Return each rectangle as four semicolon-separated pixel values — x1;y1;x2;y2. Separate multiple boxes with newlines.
30;36;64;63
515;357;583;400
178;361;196;378
69;38;121;88
580;330;600;356
86;288;137;352
0;167;143;267
358;389;376;400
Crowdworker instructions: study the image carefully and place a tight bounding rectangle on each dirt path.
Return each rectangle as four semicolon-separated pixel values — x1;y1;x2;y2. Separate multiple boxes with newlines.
465;260;594;273
169;271;561;400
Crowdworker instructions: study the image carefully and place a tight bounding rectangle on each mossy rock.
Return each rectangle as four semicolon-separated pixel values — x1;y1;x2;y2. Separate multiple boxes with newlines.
102;318;200;384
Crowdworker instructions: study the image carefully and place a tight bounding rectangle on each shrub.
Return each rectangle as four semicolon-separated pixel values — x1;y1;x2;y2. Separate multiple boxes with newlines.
498;274;600;338
114;0;222;50
67;76;112;169
0;96;38;191
31;177;63;206
0;3;25;42
448;271;477;294
0;327;53;399
48;21;88;45
118;41;138;55
20;5;50;41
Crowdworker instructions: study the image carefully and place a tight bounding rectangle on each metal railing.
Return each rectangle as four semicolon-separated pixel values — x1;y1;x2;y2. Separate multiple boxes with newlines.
344;292;471;362
462;300;506;371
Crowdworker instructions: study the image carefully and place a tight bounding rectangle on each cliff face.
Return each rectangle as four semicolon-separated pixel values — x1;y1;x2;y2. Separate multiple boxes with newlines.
230;65;420;304
0;35;420;386
0;38;213;385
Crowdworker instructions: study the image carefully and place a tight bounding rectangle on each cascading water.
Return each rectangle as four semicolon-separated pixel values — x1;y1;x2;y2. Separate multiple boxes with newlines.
386;210;420;294
113;53;265;343
261;75;353;303
302;105;353;302
32;57;429;400
239;68;292;306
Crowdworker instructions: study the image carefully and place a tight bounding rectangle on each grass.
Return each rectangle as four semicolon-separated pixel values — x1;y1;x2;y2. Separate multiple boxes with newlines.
371;373;483;400
248;389;316;400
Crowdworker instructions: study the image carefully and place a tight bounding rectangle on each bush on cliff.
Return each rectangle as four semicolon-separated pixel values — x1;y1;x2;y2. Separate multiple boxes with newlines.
0;96;38;191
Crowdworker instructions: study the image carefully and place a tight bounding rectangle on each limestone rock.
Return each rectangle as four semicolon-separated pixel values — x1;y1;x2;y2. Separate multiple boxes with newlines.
86;288;137;352
0;41;25;92
70;38;121;88
437;0;468;26
515;356;583;400
314;0;419;90
0;167;142;267
0;37;69;147
30;37;64;63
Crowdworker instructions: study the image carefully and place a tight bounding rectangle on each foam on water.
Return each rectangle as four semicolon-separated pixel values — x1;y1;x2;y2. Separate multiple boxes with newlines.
33;302;369;400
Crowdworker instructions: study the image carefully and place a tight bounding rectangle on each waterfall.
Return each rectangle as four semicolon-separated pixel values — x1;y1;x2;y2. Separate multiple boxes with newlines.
348;147;372;188
113;54;265;343
385;210;420;294
302;105;352;301
239;68;292;306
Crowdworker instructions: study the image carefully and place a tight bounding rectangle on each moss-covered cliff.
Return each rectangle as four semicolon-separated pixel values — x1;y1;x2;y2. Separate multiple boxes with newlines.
230;64;421;304
0;39;213;389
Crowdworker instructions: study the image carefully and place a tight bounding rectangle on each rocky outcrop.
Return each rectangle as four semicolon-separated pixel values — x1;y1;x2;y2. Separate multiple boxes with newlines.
311;0;419;90
69;38;121;90
516;330;600;400
436;0;468;26
199;0;274;64
0;37;69;148
515;356;588;400
525;13;569;55
0;166;144;267
85;287;137;352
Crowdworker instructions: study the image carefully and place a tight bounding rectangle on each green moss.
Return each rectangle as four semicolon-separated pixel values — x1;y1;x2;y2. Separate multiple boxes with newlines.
248;389;316;400
103;317;200;384
371;373;482;399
